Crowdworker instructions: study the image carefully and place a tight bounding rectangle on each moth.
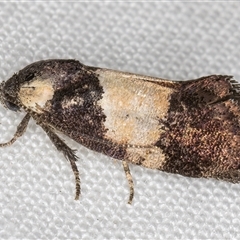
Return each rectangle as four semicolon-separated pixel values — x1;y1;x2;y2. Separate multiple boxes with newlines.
0;59;239;203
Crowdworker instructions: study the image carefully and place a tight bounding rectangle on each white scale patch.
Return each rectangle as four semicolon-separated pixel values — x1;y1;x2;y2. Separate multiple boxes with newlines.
61;96;84;109
18;77;54;113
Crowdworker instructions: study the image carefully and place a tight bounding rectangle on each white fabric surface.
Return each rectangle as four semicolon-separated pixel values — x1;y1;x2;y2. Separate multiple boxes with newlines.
0;2;240;239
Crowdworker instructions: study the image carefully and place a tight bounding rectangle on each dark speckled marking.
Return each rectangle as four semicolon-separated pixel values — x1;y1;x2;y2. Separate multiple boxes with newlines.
156;75;240;181
36;60;127;160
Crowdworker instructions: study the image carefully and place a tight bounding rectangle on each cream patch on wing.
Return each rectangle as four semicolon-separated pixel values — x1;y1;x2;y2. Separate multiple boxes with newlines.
18;78;54;113
126;146;166;169
97;69;174;147
61;96;84;109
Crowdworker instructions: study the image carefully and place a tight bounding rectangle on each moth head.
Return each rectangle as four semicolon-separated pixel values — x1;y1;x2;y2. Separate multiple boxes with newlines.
1;60;57;114
0;62;53;113
1;59;82;113
0;74;21;112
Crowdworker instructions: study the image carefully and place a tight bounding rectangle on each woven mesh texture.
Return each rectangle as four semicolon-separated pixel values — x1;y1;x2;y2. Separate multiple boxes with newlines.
0;2;240;239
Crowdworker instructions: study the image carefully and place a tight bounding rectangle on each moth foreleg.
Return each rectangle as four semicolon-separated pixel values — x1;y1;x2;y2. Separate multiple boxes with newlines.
40;124;80;200
0;113;31;147
122;160;134;204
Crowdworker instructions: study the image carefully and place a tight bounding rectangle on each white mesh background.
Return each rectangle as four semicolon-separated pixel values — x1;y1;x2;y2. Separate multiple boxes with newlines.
0;2;240;239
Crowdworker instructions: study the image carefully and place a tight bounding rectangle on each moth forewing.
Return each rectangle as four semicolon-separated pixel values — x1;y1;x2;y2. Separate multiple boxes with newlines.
0;59;239;203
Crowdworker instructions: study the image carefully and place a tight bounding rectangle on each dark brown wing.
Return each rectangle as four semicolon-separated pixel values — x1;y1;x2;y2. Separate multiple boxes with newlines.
157;75;240;181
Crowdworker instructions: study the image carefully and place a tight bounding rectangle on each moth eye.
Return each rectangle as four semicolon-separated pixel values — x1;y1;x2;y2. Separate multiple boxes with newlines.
5;101;20;111
25;73;35;82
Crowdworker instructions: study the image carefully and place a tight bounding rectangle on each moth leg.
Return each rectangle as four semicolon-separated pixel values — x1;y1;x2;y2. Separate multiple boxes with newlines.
40;125;80;200
0;113;31;147
122;160;134;204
